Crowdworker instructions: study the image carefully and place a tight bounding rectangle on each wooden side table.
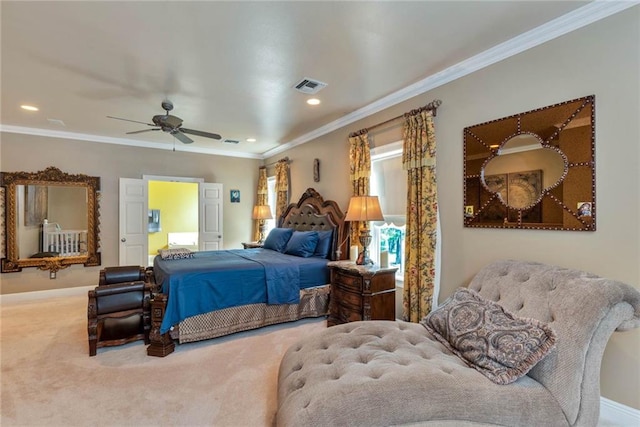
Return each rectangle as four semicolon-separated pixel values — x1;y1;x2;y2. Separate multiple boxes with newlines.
242;241;264;249
327;260;397;327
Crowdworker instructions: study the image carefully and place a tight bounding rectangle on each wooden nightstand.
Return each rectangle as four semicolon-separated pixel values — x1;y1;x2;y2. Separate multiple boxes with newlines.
327;261;398;327
242;241;264;249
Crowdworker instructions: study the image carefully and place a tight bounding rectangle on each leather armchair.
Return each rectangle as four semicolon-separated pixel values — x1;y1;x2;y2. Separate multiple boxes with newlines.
98;265;147;286
88;266;152;356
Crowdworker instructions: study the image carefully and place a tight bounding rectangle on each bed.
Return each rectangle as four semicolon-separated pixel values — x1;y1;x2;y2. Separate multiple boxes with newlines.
147;188;347;356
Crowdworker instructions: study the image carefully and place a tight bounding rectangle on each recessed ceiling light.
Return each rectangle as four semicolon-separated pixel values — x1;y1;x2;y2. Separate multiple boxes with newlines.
21;105;39;111
306;98;321;106
246;138;256;143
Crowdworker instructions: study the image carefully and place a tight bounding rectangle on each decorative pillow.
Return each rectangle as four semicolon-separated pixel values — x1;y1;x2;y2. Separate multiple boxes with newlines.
158;248;195;260
263;228;294;252
312;230;333;258
284;231;319;258
421;288;557;385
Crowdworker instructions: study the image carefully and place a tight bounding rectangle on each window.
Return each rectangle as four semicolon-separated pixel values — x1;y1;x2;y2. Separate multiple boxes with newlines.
370;141;406;284
371;221;406;269
265;176;277;235
369;140;441;307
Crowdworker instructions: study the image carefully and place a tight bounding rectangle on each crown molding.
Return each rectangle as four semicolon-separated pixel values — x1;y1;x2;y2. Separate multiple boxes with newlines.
0;125;263;159
262;0;638;159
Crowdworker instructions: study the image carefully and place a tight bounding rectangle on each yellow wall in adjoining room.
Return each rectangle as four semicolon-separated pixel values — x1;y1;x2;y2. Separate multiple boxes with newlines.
148;181;199;255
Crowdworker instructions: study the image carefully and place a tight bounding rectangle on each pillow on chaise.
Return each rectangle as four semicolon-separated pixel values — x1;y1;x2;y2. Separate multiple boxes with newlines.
421;288;557;385
263;228;294;252
284;231;319;258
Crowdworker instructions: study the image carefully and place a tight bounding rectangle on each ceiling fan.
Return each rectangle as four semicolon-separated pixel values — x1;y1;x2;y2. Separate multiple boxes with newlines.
107;100;221;144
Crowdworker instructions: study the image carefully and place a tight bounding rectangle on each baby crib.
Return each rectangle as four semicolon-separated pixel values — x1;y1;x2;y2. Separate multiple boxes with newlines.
43;222;88;256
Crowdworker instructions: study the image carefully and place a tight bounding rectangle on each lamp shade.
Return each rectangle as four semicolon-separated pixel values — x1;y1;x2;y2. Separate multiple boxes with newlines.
252;205;273;220
344;196;384;222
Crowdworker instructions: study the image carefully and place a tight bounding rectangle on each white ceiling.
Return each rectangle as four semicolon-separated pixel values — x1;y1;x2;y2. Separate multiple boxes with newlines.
1;1;626;159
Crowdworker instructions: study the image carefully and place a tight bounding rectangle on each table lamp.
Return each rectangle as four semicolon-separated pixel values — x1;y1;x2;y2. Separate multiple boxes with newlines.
252;205;273;243
344;196;384;265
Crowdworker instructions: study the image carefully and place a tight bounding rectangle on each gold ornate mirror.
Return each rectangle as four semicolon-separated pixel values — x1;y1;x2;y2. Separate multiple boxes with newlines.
1;167;101;273
464;95;595;231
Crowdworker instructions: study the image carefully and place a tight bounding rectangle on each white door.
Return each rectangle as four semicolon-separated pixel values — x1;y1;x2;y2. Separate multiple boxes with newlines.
119;178;148;266
199;183;223;250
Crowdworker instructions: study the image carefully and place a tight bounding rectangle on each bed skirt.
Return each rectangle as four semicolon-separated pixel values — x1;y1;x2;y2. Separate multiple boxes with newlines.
171;284;330;343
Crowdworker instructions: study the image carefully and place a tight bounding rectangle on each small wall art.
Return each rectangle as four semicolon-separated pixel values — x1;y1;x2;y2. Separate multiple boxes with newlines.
230;189;240;203
313;158;320;182
148;209;161;232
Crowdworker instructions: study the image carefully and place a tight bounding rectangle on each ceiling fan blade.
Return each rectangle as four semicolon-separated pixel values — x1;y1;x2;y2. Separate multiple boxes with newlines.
107;116;155;126
126;128;161;135
173;130;194;144
180;128;222;140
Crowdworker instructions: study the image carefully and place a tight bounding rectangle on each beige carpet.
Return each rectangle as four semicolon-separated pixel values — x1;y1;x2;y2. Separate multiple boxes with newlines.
0;293;326;426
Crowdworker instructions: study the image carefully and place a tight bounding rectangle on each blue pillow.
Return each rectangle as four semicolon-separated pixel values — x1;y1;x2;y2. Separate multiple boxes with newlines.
284;231;319;258
313;230;333;258
263;228;294;252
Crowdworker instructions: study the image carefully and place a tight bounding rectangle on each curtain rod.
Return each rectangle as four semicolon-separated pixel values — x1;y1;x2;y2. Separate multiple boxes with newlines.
262;156;291;168
349;99;442;138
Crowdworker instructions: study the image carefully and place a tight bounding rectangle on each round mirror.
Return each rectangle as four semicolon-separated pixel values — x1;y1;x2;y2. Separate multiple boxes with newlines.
482;133;566;209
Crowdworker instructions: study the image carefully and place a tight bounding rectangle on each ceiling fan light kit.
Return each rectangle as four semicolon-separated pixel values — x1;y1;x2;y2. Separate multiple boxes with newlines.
107;100;222;144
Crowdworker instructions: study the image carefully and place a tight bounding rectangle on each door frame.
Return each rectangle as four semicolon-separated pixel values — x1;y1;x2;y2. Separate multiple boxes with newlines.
142;175;205;184
119;175;221;266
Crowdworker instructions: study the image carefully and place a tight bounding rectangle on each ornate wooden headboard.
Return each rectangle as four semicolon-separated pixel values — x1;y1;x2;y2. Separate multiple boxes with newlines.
278;188;347;260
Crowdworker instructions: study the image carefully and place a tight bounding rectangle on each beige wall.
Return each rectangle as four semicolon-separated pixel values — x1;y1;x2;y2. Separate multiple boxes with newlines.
267;9;640;409
0;6;637;410
1;133;261;294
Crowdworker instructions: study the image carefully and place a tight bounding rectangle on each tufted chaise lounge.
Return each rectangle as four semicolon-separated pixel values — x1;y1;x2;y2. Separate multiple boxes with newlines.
276;260;640;427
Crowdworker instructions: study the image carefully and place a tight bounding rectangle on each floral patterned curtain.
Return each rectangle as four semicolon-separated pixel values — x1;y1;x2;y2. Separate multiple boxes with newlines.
348;132;371;250
253;167;268;241
274;159;290;220
402;109;438;322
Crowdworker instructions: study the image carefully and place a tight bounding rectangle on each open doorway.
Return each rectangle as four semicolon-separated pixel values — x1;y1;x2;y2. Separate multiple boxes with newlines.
119;176;223;267
147;180;199;266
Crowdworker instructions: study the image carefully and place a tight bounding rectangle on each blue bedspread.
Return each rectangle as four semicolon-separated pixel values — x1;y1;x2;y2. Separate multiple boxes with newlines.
153;249;329;333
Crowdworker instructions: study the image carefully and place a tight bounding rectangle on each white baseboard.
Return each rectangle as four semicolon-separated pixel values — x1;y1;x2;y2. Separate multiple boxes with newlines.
600;397;640;426
0;285;92;304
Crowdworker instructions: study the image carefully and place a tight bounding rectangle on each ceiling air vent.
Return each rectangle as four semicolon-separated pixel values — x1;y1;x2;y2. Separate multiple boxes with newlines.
293;77;328;94
223;139;240;144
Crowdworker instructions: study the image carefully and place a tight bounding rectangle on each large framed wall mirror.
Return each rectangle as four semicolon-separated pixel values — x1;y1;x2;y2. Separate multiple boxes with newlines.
1;167;101;273
464;95;595;231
